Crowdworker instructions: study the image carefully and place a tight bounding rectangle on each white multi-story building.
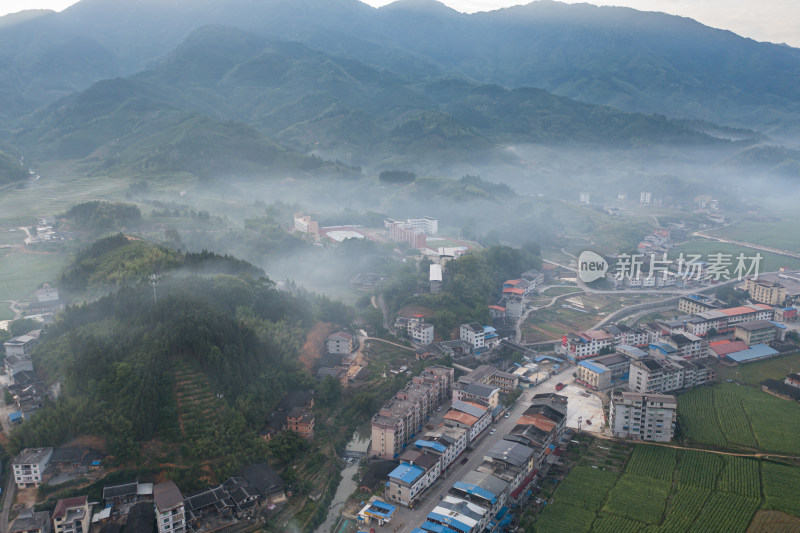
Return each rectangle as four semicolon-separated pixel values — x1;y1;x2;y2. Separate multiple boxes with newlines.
292;213;318;235
685;304;774;336
413;426;468;470
661;332;705;359
406;217;438;235
640;191;652;204
609;391;677;442
13;447;53;488
409;322;434;345
326;331;353;355
154;481;185;533
460;323;485;350
443;399;492;442
579;192;590;204
629;356;715;394
386;453;441;507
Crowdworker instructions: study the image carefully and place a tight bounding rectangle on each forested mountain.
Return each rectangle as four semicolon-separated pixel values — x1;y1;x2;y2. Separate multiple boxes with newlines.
11;236;318;475
10;25;742;174
1;0;799;139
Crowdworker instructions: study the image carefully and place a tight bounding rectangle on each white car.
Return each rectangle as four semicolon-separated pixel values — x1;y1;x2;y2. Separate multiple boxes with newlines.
489;428;496;435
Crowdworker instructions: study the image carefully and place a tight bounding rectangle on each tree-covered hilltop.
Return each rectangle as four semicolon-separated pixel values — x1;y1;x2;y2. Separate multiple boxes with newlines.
59;233;264;296
12;272;317;474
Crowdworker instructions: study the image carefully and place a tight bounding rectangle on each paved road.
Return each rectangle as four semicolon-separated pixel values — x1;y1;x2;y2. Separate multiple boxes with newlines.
388;378;570;533
1;466;16;533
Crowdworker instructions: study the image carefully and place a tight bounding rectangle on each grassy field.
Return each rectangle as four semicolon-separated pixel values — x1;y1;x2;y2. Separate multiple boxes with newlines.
703;218;800;253
671;240;800;274
714;351;800;385
535;443;800;533
0;249;67;302
678;383;800;455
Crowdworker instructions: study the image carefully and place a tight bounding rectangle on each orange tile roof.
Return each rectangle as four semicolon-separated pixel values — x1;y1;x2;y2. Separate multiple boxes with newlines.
517;414;557;433
504;279;522;286
444;410;479;427
488;305;506;311
719;305;771;316
503;287;524;295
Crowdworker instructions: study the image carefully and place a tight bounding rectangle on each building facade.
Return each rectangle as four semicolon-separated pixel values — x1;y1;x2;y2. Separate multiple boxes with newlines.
13;447;53;488
609;391;677;442
53;496;91;533
745;279;786;306
154;481;185;533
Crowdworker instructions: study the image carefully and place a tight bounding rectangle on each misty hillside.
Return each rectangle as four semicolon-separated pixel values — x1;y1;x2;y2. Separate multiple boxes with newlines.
10;25;750;175
1;0;799;140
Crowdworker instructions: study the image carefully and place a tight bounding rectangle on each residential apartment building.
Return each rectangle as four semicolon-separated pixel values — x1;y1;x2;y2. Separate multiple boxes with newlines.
661;332;705;360
292;213;318;235
458;364;519;395
609;391;677;442
505;296;524;319
575;352;632;391
453;382;499;410
413;426;468;470
678;294;721;315
734;320;785;345
480;440;536;502
406;216;438;235
53;496;91;533
745;279;786;306
388;221;427;249
429;264;442;294
409;322;434;345
460;323;485;350
371;366;453;460
326;331;353;355
386;452;441;507
154;481;185;533
13;447;53;488
685;304;775;337
629;356;715;394
444;400;492;442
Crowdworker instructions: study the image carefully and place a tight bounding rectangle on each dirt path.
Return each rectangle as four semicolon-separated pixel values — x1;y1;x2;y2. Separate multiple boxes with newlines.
363;337;416;352
593;433;800;461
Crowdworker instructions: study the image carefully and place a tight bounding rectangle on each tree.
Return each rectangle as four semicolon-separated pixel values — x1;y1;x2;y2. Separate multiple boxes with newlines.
9;318;39;337
317;376;342;406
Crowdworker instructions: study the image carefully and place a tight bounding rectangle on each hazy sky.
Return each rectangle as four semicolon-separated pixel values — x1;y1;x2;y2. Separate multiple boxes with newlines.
1;0;798;47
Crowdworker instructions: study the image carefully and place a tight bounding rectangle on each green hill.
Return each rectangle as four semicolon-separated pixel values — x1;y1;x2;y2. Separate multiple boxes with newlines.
12;237;315;477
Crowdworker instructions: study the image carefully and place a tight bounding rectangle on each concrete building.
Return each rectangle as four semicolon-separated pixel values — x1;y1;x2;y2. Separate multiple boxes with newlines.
388;221;427;249
678;294;721;315
685;304;775;337
504;296;524;319
413;426;468;470
326;331;353;355
448;470;510;530
409;323;435;345
13;447;53;488
406;217;438;235
640;191;652;204
4;330;41;357
609;391;677;442
662;332;705;360
53;496;92;533
629;356;715;394
453;382;499;410
371;366;454;460
386;453;441;507
444;400;492;442
154;480;185;533
575;353;632;391
285;407;314;440
458;364;519;395
460;323;485;350
480;440;536;501
734;320;786;345
429;264;442;294
5;354;34;377
9;511;52;533
579;192;590;204
745;279;786;306
293;213;318;235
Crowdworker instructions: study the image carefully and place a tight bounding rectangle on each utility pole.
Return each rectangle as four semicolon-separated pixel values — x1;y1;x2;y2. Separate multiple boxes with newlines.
149;274;159;305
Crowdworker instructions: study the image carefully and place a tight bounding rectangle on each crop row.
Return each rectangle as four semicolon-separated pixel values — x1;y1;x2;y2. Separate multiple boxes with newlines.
717;456;761;499
762;462;800;517
625;445;675;481
603;474;671;524
534;502;595;533
643;484;711;533
590;513;644;533
714;388;759;448
675;450;723;489
553;466;619;511
677;387;726;447
688;492;760;533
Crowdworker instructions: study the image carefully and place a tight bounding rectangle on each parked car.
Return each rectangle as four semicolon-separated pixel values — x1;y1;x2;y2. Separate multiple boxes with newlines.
504;412;510;419
490;428;496;435
555;383;565;391
461;457;469;464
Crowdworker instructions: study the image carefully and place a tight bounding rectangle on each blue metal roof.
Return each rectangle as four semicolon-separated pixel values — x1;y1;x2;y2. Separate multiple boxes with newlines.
770;321;788;329
453;481;498;503
650;343;677;354
420;521;449;533
578;360;607;373
388;464;425;484
8;411;22;422
427;513;471;533
726;344;779;362
415;439;447;454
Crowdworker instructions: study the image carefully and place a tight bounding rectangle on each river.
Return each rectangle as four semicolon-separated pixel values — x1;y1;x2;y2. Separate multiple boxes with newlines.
316;432;371;533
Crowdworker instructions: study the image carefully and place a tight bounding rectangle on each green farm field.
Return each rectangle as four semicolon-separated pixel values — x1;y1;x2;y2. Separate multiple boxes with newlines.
535;444;800;533
671;240;800;274
678;382;800;455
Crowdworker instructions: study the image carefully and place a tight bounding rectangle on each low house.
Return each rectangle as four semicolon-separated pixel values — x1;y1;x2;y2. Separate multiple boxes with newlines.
103;481;153;508
9;510;52;533
183;485;234;527
241;463;286;503
4;354;33;377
